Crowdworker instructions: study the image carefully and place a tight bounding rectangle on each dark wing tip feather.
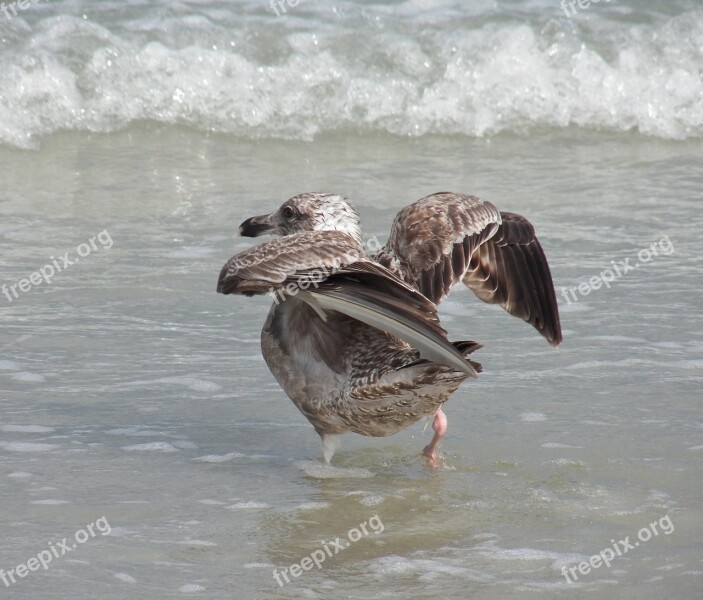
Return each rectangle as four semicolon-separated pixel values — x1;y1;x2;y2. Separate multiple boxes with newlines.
375;194;562;346
465;211;562;346
216;262;235;294
216;259;262;296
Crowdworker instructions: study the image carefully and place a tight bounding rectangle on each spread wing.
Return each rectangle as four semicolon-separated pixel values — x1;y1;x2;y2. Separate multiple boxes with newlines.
217;230;477;376
463;211;562;346
216;230;363;296
374;192;562;346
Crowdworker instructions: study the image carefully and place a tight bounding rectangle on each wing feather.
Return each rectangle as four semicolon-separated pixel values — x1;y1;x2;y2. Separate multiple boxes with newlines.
463;212;562;345
374;193;562;346
216;231;364;296
301;281;476;377
217;230;477;374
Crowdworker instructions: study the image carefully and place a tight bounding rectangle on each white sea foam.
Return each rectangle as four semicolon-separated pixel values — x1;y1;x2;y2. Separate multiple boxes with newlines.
0;441;60;452
295;501;331;510
11;372;46;382
177;540;217;547
122;442;179;452
226;501;271;509
145;377;221;392
194;452;244;462
119;377;221;392
0;2;701;148
172;440;198;449
542;442;583;449
370;555;494;583
521;412;548;422
1;425;55;433
178;584;206;593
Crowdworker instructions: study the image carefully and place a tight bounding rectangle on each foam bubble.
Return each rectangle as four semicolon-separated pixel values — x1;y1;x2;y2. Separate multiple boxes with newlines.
154;377;222;392
122;442;179;452
177;540;217;547
178;584;206;593
171;440;198;449
542;442;583;449
521;413;547;422
226;501;271;509
1;425;55;433
106;428;167;436
194;452;244;462
359;494;385;506
11;372;46;382
0;442;60;452
295;501;331;510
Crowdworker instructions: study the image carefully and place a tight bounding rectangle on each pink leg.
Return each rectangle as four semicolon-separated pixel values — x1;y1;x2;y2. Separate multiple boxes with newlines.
422;409;447;463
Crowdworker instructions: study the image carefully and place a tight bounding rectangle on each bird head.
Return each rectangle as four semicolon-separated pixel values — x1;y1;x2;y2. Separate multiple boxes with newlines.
238;193;362;244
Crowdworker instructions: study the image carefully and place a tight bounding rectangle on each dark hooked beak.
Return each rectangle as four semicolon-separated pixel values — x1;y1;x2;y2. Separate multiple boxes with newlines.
238;214;275;237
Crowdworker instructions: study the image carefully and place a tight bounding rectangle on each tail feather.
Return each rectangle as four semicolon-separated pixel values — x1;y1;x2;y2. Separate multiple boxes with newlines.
399;339;482;374
299;281;478;377
452;340;483;373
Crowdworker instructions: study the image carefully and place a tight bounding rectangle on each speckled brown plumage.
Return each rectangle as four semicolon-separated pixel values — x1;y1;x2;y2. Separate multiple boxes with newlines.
217;192;561;461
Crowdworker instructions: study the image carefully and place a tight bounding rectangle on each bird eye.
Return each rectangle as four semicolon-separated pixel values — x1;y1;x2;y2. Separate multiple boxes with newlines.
281;206;296;219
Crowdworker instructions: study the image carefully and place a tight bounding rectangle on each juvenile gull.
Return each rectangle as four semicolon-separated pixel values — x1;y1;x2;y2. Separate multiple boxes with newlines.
217;192;561;463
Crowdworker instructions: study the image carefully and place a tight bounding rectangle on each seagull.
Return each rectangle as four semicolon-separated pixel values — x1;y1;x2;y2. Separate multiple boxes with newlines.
217;192;561;463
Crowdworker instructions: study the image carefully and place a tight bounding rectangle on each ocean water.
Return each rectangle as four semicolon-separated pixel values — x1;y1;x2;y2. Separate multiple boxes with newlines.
1;1;702;599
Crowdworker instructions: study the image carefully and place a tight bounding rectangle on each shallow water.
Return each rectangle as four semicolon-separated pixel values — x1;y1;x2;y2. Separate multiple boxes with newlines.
2;0;703;598
1;127;701;599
